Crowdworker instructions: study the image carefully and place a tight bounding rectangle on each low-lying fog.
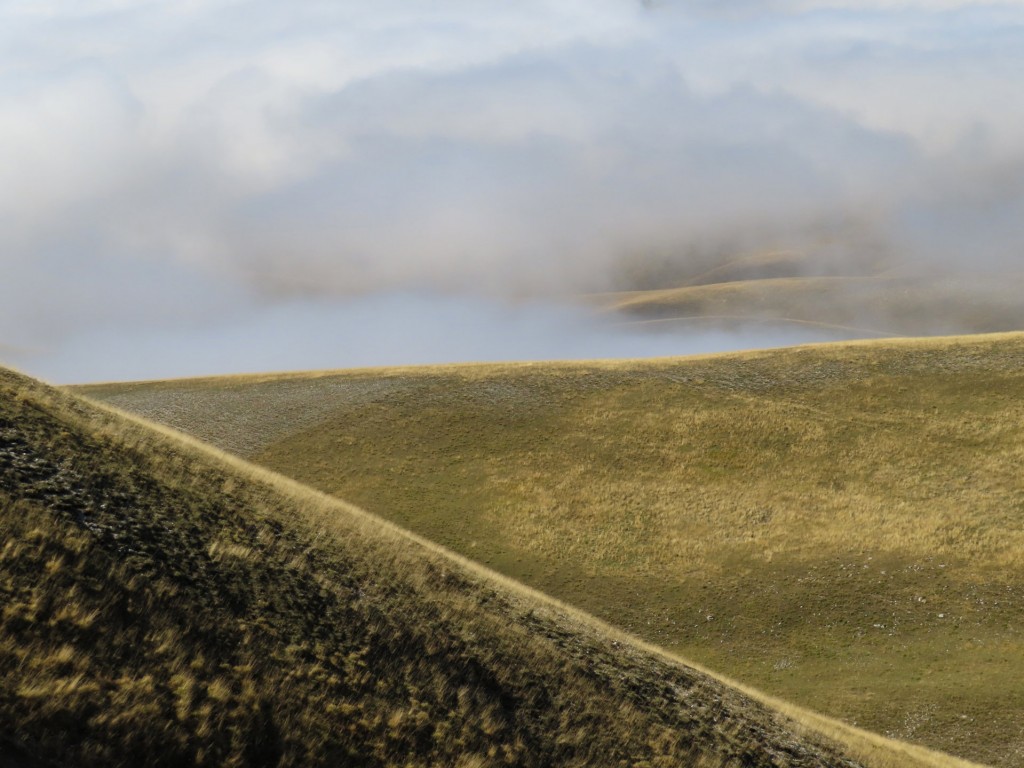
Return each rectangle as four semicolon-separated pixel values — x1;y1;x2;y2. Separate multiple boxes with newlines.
11;294;852;384
2;1;1023;383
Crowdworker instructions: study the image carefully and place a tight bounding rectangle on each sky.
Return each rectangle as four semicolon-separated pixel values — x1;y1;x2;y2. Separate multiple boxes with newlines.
2;0;1023;382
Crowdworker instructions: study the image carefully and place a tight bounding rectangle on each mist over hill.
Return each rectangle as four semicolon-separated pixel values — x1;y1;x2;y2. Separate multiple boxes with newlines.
3;1;1024;381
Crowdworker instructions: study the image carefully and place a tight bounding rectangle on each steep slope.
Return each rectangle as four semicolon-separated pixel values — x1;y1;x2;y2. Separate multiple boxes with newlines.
0;365;941;768
82;332;1024;766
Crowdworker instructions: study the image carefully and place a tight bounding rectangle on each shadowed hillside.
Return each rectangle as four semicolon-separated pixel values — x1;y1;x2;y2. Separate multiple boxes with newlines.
82;333;1024;766
0;365;968;767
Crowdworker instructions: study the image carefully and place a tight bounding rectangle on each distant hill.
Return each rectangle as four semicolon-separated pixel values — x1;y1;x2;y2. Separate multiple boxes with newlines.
1;365;963;767
600;252;1024;338
81;332;1024;766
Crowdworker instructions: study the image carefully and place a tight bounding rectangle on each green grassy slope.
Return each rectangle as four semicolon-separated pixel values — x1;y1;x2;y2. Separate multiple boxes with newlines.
1;366;941;768
82;333;1024;767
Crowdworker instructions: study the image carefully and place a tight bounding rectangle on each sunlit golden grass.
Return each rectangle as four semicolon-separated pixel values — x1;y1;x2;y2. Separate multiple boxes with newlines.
4;364;977;767
82;332;1024;766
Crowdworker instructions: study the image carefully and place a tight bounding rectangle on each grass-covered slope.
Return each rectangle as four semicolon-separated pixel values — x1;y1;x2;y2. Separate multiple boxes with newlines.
600;254;1024;337
83;332;1024;767
0;366;930;768
603;275;1024;338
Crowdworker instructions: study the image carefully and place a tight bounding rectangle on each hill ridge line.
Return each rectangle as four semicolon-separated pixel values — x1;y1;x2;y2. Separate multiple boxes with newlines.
70;329;1024;389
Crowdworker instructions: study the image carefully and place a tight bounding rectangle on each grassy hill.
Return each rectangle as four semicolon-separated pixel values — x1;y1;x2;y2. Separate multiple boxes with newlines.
1;365;968;767
599;252;1024;337
82;332;1024;767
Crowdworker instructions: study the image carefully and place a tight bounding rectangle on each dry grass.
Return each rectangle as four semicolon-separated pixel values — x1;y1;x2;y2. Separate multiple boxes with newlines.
1;364;953;767
81;332;1024;766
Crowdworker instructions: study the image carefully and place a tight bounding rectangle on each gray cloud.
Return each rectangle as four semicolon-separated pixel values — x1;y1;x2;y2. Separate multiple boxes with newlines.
1;1;1023;381
179;45;925;296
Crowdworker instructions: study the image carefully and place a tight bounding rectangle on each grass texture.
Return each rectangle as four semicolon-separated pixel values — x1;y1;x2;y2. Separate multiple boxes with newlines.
82;332;1024;766
1;364;970;768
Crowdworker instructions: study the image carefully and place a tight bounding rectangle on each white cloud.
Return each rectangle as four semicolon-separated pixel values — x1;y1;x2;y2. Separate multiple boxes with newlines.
0;0;1023;380
768;1;1024;9
15;293;853;384
654;4;1024;151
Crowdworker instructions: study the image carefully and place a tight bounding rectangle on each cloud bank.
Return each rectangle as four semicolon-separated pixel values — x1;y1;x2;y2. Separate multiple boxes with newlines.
23;294;856;384
1;0;1023;380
